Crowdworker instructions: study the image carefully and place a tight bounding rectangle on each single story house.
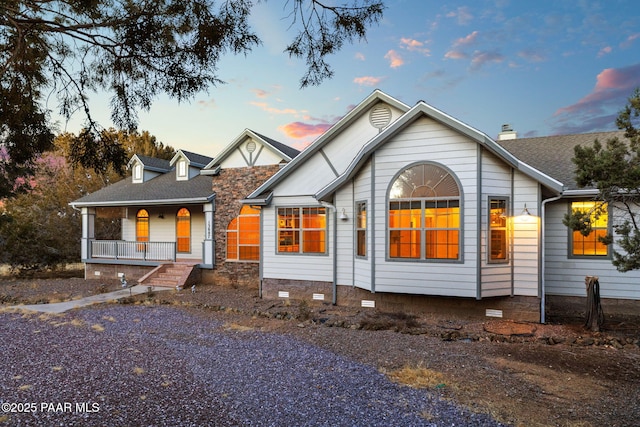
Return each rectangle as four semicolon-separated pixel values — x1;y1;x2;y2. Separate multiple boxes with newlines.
72;90;639;322
243;90;639;322
70;130;299;288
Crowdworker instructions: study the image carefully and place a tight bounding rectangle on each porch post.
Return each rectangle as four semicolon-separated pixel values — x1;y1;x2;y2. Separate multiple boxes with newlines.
202;202;215;266
81;207;96;260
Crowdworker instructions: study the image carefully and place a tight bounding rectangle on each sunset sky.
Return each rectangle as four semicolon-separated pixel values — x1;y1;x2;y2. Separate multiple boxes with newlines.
57;0;640;157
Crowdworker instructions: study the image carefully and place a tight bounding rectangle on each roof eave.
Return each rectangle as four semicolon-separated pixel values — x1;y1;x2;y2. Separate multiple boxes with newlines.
69;194;216;208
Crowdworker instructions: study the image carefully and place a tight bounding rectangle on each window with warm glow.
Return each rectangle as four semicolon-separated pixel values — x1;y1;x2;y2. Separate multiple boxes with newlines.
571;201;608;256
227;206;260;261
136;209;149;251
176;208;191;253
388;163;461;260
489;198;508;262
277;207;326;254
356;202;367;257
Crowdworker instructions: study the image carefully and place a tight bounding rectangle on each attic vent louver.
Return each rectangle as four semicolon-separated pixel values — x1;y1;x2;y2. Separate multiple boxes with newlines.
369;105;392;131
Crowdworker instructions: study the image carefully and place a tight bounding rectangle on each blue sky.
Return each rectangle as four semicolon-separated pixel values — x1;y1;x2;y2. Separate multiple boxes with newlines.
57;0;640;157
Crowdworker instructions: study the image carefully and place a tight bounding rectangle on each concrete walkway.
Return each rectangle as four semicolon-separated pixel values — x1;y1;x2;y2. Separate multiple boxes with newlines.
8;285;171;314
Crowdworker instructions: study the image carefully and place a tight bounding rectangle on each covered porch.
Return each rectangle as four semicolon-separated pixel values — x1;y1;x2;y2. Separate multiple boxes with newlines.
79;204;215;269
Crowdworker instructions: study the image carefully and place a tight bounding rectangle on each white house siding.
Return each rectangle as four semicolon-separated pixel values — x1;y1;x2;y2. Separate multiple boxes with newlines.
511;174;541;296
261;195;334;283
276;154;339;196
479;152;513;297
545;201;640;300
370;116;480;298
352;160;373;291
335;184;355;288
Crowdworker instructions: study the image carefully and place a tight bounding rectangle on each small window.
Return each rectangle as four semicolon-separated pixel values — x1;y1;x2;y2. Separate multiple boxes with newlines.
489;198;508;262
570;201;608;256
277;207;326;254
133;163;142;181
356;202;367;257
227;206;260;261
176;208;191;253
178;160;187;177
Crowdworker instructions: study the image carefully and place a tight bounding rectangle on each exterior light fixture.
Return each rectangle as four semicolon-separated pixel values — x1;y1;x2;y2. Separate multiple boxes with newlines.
340;208;348;221
520;204;532;217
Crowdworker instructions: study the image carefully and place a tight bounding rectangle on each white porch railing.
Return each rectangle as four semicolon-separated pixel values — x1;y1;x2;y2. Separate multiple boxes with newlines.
90;240;176;262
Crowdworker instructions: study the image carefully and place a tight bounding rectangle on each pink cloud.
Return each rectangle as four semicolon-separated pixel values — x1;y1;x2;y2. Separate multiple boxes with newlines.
597;46;612;57
400;38;431;55
279;122;332;139
470;50;504;70
252;88;269;98
453;31;479;47
552;63;640;134
249;101;298;115
384;50;404;68
517;49;546;62
444;50;467;60
620;33;640;49
353;76;384;86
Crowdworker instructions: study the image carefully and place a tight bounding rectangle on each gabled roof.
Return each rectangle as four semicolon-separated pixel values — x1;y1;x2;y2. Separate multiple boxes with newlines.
70;172;215;207
245;90;411;202
204;129;300;169
170;149;213;168
314;100;563;201
498;130;625;193
127;154;171;172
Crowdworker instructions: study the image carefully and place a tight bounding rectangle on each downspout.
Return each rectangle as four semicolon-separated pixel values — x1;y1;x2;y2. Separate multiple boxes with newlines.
320;201;338;305
476;146;483;300
540;193;563;323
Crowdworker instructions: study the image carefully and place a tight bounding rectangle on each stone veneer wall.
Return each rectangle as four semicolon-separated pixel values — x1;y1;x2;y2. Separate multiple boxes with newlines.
261;278;541;322
200;164;281;287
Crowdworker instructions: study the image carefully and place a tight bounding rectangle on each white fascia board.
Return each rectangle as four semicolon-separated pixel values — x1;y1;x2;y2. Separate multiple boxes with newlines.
69;195;216;208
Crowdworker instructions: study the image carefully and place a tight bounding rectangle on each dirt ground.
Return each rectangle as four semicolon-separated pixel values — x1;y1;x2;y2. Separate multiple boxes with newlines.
1;273;639;427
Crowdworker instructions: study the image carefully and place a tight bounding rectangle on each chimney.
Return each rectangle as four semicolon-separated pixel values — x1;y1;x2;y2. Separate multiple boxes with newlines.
498;124;517;141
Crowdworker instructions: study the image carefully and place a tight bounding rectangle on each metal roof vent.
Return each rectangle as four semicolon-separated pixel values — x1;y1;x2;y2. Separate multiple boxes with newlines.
369;104;392;131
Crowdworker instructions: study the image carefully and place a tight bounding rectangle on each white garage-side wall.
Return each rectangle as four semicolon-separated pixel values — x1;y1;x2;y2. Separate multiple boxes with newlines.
545;201;640;300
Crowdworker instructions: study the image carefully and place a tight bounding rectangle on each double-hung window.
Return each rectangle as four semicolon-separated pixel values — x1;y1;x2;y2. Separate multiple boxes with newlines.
570;201;608;257
356;202;367;257
277;207;326;254
489;198;509;262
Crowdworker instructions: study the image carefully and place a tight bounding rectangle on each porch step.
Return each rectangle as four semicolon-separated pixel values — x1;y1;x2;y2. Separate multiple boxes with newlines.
138;263;199;289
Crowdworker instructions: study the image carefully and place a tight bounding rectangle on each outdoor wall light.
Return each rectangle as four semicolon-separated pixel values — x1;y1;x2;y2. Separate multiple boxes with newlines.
340;208;348;221
158;213;164;219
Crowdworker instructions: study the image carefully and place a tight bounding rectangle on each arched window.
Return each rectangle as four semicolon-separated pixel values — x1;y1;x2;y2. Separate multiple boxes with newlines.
136;209;149;250
227;206;260;261
136;209;149;242
388;163;461;260
176;208;191;253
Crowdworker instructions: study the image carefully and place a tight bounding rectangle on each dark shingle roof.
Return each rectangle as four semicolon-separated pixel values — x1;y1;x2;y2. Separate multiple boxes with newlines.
181;150;214;167
253;131;301;159
134;155;171;172
71;172;215;207
497;130;625;191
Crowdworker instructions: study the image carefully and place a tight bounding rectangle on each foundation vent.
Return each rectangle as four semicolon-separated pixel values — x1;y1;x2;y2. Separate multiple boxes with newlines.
361;300;376;308
278;291;290;298
312;293;325;301
486;309;503;318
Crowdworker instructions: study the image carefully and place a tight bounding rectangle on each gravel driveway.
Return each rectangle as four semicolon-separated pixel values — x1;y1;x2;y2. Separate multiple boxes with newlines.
0;305;505;426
